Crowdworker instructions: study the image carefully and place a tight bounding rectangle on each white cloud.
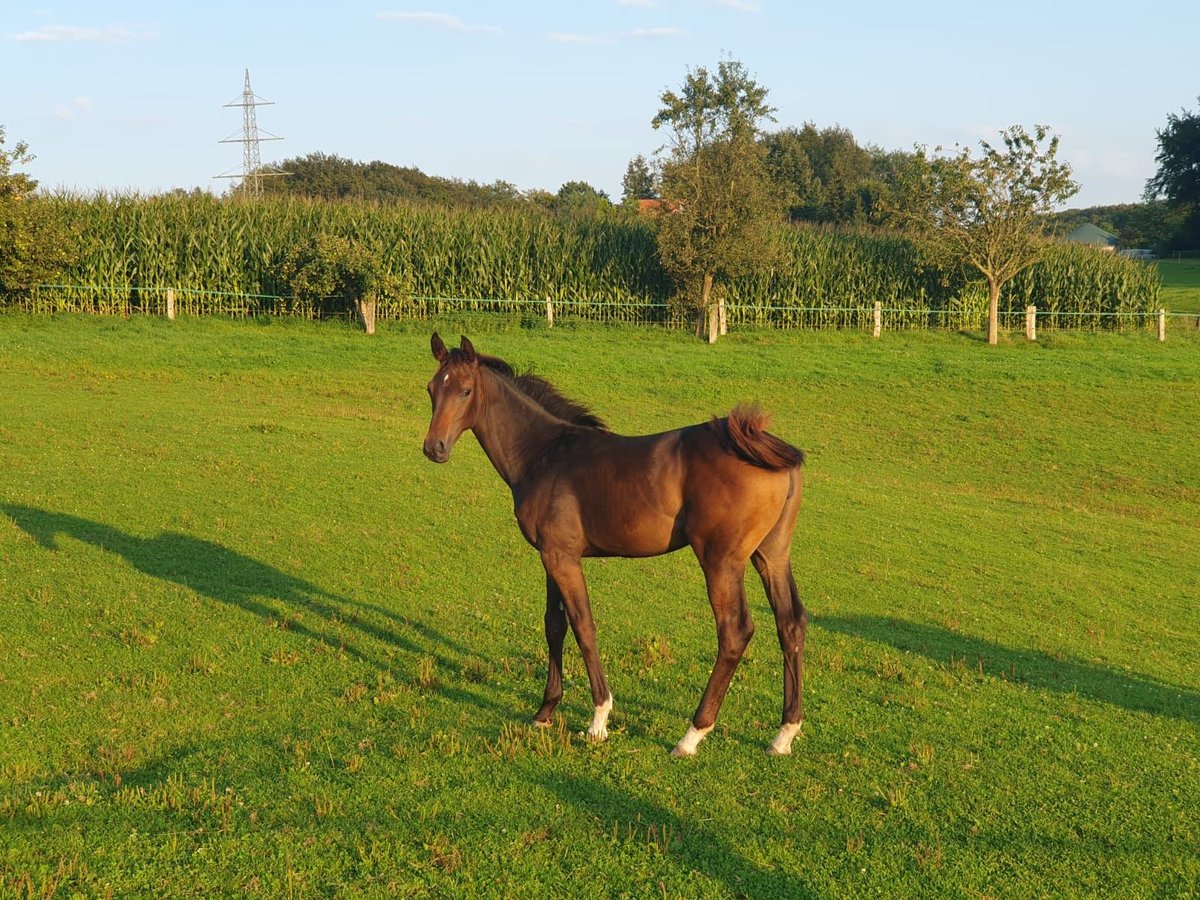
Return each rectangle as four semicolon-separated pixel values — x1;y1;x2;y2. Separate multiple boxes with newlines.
550;32;616;45
10;24;155;43
376;12;500;34
548;24;682;44
625;26;684;38
54;96;94;121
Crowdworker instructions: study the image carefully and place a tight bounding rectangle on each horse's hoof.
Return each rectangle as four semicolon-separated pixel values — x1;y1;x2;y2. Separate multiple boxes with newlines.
531;717;552;729
586;725;608;742
671;723;712;757
768;722;802;755
669;745;697;758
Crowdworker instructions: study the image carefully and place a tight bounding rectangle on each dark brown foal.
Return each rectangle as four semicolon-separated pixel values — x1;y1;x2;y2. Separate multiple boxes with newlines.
423;334;808;755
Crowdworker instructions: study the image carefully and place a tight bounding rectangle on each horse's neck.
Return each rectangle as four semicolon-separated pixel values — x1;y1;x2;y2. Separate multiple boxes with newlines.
472;368;569;488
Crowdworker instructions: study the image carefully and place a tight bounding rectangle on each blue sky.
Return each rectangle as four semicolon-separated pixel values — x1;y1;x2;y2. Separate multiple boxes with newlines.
3;1;1197;208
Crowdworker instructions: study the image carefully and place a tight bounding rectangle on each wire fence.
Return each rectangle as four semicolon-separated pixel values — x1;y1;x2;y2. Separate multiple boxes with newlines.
10;283;1200;336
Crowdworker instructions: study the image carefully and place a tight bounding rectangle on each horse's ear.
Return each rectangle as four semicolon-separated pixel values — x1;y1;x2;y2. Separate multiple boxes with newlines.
459;336;476;363
431;333;447;361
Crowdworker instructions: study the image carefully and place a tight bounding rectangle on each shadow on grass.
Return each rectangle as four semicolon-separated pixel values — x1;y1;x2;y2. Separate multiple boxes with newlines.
820;614;1199;724
539;769;815;898
1;504;510;715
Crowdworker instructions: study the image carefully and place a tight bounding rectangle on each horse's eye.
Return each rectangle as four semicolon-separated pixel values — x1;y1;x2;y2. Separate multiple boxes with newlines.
461;388;472;398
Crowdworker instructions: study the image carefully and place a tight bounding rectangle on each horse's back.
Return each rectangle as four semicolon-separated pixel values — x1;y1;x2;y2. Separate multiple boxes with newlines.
526;422;797;561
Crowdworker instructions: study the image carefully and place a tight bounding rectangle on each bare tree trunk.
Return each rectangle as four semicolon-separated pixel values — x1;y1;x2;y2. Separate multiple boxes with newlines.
718;292;727;336
987;280;1000;346
357;295;377;335
703;272;718;344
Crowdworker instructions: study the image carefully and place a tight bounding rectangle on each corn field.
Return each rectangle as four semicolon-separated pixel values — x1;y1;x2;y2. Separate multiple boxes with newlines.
10;193;1161;330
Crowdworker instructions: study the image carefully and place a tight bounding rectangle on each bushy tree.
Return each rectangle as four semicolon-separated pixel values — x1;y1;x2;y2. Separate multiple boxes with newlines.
652;59;782;342
0;127;78;298
1145;99;1200;248
278;233;405;334
554;181;611;218
621;155;656;207
889;125;1078;345
259;152;521;208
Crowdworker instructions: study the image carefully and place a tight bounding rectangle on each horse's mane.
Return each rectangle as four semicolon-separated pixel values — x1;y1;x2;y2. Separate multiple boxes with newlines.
445;348;607;430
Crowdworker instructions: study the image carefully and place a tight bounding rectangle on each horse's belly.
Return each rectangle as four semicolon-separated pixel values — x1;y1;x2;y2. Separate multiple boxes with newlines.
582;505;685;558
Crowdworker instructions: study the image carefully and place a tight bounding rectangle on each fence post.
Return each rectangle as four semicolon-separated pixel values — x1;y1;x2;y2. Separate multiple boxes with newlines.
1158;308;1166;342
1025;305;1036;341
873;301;882;339
545;295;554;328
166;288;176;321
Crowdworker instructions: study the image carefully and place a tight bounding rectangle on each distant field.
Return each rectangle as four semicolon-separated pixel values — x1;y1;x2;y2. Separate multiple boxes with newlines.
1157;258;1200;315
1;315;1197;897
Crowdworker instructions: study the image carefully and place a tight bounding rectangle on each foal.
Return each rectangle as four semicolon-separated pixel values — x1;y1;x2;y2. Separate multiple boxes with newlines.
423;334;808;756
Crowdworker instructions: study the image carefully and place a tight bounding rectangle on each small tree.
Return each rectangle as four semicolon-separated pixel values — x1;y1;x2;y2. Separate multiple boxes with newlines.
891;125;1078;345
1;127;78;300
652;59;782;343
278;234;403;334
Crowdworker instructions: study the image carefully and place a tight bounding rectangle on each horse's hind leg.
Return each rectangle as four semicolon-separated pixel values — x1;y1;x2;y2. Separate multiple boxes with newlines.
533;575;568;727
672;559;754;757
752;540;807;756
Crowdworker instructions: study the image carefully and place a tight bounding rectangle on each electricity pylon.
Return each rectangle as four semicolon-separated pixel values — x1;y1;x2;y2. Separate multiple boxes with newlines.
215;68;284;196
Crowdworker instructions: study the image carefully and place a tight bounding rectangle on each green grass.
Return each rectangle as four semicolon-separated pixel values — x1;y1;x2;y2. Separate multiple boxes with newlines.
1157;258;1200;315
1;314;1198;897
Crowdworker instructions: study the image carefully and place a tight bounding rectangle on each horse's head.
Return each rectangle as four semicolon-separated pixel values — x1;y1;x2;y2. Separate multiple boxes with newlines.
423;333;481;463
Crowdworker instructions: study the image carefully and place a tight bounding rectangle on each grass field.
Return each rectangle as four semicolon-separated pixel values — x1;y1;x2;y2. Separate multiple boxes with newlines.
1157;258;1200;315
1;315;1198;897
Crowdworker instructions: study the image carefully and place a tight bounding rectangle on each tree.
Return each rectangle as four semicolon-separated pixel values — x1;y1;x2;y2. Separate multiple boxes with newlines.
620;154;656;207
1144;99;1200;248
553;180;611;217
278;233;406;334
258;152;522;208
652;59;782;343
1;127;78;299
889;125;1079;345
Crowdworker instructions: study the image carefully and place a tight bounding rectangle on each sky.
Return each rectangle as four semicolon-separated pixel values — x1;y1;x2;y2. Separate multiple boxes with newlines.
3;0;1198;209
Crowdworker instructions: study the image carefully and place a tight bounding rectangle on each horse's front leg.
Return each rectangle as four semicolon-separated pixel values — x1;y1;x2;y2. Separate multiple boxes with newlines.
533;574;568;727
540;552;612;741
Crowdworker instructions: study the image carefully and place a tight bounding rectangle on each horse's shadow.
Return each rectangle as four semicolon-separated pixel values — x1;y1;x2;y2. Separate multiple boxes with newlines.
1;503;508;715
537;768;816;898
820;614;1200;724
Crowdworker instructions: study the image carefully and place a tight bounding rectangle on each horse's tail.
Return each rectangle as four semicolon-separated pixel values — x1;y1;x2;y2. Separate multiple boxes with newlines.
712;404;806;471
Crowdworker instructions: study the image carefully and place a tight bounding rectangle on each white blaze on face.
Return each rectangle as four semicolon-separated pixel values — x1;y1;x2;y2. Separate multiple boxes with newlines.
442;373;450;383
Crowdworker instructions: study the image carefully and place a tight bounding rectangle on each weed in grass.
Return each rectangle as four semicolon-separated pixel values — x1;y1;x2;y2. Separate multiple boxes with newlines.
909;742;935;767
339;683;368;705
485;719;575;760
267;648;302;666
634;634;676;672
423;834;463;874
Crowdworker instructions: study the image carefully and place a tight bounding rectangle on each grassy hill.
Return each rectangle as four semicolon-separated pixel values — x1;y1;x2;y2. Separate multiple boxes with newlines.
1;315;1197;896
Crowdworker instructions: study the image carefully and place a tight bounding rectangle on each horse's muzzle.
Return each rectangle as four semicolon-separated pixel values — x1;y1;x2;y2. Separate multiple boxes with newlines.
423;438;450;463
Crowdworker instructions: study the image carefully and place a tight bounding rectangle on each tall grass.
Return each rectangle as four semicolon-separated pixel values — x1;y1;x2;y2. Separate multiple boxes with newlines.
16;194;1160;328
